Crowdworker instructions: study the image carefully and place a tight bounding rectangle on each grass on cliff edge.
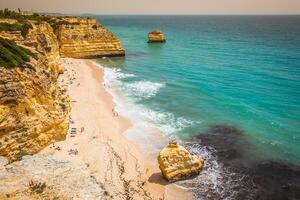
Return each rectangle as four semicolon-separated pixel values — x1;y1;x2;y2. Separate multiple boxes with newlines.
0;38;33;68
0;9;81;34
0;22;32;38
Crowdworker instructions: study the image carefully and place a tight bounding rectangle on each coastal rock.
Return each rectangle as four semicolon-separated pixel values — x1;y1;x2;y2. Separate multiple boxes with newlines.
158;141;204;182
0;19;18;24
57;18;125;58
0;20;24;43
148;29;166;43
63;17;101;26
0;21;70;162
0;31;24;43
0;155;108;199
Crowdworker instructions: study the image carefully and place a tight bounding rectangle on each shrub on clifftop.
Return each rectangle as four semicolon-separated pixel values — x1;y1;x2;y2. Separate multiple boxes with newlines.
0;22;32;38
0;38;33;68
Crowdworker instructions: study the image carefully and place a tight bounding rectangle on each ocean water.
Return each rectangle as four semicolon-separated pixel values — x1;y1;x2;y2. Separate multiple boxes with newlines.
92;15;300;199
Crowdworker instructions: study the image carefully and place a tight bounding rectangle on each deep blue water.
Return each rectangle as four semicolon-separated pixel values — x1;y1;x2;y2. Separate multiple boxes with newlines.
93;15;300;166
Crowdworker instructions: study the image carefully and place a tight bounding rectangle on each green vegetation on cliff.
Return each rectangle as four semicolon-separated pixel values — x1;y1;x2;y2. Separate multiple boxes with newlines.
0;9;80;34
0;22;32;38
0;38;32;68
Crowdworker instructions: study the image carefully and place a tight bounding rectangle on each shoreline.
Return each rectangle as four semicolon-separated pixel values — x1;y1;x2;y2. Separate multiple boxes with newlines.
41;58;193;200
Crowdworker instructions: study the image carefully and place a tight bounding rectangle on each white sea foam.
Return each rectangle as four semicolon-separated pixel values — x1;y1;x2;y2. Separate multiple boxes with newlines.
182;144;222;191
102;66;194;136
103;67;135;83
124;81;165;99
102;63;195;157
136;107;194;136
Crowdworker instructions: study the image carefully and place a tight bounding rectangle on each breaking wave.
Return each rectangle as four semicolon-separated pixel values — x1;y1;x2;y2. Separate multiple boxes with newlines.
124;81;165;99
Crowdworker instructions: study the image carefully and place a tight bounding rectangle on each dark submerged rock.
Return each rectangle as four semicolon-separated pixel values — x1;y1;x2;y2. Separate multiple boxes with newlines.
180;125;300;200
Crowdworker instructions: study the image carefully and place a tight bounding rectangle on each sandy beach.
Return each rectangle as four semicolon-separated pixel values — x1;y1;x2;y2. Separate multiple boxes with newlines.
41;58;192;200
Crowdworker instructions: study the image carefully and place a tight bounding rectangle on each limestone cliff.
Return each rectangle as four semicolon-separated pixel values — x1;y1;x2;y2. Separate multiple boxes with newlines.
0;21;70;162
57;18;125;58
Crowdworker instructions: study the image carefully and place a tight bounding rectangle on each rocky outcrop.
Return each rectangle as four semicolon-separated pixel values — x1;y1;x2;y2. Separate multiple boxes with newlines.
57;18;125;58
0;155;108;199
0;19;18;24
0;21;70;162
158;141;204;182
63;17;101;26
0;31;23;43
25;22;64;74
148;29;166;43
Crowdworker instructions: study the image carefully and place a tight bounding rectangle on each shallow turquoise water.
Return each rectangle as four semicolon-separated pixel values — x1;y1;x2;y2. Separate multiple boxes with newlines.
93;15;300;165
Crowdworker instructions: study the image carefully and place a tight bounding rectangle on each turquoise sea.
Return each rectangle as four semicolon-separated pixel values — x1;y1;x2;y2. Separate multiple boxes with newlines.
92;16;300;199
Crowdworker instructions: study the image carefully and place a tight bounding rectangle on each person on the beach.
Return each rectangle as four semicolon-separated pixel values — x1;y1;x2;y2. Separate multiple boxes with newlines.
112;108;118;117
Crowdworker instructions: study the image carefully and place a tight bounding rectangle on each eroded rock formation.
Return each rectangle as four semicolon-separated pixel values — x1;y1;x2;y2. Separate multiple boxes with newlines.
57;18;125;58
148;29;166;43
0;21;70;162
0;155;108;199
158;141;204;182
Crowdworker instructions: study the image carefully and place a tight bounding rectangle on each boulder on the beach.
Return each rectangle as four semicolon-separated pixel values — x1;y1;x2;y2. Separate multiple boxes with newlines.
148;29;166;43
157;141;204;182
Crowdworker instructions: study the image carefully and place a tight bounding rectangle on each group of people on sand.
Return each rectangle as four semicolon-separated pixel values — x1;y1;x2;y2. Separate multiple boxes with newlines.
68;148;78;155
58;62;78;91
103;83;111;88
50;142;79;156
51;143;61;151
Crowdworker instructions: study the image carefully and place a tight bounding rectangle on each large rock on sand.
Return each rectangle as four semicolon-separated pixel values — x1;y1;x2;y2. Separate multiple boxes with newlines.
148;29;166;43
158;141;204;182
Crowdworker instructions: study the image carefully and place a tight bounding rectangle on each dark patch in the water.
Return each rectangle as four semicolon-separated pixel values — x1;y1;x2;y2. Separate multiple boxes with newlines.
248;161;300;200
196;125;250;166
181;125;300;200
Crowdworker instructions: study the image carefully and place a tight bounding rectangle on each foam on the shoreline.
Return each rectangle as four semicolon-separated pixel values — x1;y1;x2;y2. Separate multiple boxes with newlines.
100;65;167;159
98;64;196;159
101;66;194;134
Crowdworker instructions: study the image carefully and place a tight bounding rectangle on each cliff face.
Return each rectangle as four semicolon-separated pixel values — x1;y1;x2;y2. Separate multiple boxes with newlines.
0;22;70;162
57;18;125;58
0;16;125;162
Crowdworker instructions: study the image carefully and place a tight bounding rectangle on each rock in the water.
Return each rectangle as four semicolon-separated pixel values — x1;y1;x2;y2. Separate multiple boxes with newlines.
158;141;204;182
148;29;166;43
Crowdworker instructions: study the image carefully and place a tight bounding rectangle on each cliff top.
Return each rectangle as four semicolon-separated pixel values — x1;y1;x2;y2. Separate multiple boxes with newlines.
149;29;163;34
0;9;102;35
63;17;101;26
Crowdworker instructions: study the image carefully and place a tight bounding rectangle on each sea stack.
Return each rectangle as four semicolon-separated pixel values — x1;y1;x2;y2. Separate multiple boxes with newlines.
157;141;204;182
148;29;166;43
